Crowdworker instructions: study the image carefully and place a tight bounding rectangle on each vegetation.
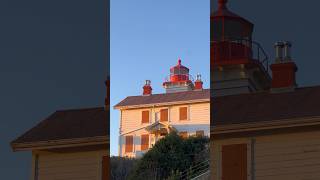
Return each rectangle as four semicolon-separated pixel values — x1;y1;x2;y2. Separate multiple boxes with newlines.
128;132;209;180
110;156;138;180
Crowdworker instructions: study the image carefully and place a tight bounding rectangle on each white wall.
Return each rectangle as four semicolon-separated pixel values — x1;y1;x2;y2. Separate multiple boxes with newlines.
119;102;210;157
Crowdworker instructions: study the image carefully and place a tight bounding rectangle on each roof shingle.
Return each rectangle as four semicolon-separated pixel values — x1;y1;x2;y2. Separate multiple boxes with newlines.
12;107;108;144
213;86;320;126
114;89;210;108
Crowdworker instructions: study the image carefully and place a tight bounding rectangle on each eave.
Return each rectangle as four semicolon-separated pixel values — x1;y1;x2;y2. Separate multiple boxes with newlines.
114;99;210;110
211;116;320;136
11;136;109;152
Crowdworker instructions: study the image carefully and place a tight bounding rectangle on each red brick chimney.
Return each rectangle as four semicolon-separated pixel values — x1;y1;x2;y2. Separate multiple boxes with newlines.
143;80;152;95
271;41;297;91
194;74;203;90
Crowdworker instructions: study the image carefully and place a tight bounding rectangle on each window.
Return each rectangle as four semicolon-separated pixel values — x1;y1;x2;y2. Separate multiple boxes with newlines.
179;107;188;120
160;109;168;122
141;110;150;124
125;136;133;153
179;131;188;139
196;130;205;137
102;156;109;180
141;134;149;151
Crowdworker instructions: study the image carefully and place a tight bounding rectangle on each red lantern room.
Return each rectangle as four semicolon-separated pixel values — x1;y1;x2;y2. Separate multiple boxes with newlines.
163;58;194;93
211;0;259;64
211;0;271;96
212;0;253;42
169;59;190;82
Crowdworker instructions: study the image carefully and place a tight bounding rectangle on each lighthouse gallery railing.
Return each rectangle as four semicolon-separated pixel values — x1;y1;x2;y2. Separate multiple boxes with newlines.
211;39;269;73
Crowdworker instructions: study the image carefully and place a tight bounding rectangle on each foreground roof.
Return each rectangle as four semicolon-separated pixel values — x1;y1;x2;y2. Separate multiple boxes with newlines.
213;86;320;126
11;107;108;151
114;89;210;109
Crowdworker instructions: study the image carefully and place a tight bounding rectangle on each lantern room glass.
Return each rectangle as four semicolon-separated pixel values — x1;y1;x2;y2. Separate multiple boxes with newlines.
211;18;253;42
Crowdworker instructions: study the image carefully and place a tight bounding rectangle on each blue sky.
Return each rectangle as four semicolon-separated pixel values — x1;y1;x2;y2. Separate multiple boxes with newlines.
110;0;210;156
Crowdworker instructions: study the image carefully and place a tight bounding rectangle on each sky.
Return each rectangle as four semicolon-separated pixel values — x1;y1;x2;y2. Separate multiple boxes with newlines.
0;0;107;179
110;0;210;156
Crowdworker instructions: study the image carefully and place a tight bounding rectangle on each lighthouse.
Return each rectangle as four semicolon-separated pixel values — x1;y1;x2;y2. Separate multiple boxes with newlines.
163;58;196;93
211;0;271;96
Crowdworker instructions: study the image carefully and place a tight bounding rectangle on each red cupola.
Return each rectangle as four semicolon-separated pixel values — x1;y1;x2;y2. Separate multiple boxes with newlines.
169;59;190;82
163;58;194;93
211;0;253;42
211;0;271;96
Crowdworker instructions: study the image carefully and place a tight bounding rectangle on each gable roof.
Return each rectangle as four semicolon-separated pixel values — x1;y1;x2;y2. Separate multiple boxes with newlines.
114;89;210;109
11;107;108;151
213;86;320;127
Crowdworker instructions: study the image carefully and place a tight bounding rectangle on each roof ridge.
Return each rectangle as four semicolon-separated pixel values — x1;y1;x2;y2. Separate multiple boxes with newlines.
123;89;210;98
115;89;210;108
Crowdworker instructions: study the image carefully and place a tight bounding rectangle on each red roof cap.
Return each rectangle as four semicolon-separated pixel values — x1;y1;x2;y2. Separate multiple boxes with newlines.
170;58;189;71
211;0;253;26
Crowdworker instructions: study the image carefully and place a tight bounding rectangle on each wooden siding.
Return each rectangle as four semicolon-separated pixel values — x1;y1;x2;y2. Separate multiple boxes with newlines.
33;150;107;180
211;131;320;180
120;103;209;134
119;102;210;157
210;141;218;180
255;131;320;180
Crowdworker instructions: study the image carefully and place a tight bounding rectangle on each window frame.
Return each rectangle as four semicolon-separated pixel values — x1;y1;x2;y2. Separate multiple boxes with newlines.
141;110;150;124
140;134;149;151
179;106;188;121
125;135;134;153
160;108;169;122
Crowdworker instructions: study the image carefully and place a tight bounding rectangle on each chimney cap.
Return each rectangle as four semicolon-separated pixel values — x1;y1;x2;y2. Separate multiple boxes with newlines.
196;73;202;81
274;41;285;47
145;80;151;85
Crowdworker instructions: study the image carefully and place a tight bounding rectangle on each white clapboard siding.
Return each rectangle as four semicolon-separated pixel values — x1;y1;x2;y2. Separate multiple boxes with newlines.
121;109;144;133
120;102;210;157
170;103;210;125
255;131;320;180
210;141;218;180
121;103;210;134
34;150;107;180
